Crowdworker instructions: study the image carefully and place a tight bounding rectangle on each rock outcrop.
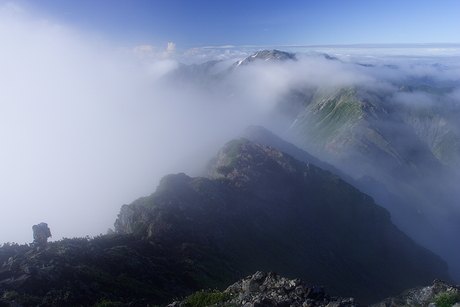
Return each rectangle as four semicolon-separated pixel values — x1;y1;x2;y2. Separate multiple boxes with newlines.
170;272;460;307
170;271;359;307
370;279;460;307
222;271;358;307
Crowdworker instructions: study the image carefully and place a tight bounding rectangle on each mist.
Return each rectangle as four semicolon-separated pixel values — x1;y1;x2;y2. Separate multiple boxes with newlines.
0;7;265;244
203;48;460;281
2;3;460;282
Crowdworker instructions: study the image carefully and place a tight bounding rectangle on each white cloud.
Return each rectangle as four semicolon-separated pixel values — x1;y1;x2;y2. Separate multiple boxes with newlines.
128;42;178;61
166;42;176;53
0;2;23;15
147;59;179;80
0;7;265;244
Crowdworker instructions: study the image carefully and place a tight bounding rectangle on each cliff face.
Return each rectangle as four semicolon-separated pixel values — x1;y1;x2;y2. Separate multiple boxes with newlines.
115;139;451;304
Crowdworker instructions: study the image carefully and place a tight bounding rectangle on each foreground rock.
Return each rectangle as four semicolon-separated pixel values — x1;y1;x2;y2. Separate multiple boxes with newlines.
170;272;460;307
370;279;460;307
170;271;359;307
222;271;357;307
0;244;457;307
0;235;221;307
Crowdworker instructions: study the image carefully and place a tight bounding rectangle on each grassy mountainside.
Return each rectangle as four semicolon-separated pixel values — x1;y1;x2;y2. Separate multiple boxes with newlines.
280;83;460;280
287;86;444;181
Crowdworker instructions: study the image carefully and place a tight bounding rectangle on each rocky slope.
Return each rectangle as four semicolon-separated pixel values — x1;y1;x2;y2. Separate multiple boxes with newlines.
194;50;460;281
170;271;460;307
370;279;460;307
238;126;437;258
278;83;460;281
115;138;451;304
169;271;359;307
0;235;218;306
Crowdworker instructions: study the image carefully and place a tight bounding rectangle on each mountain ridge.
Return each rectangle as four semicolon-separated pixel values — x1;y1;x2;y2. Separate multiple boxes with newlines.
0;132;454;306
154;48;460;282
115;137;452;304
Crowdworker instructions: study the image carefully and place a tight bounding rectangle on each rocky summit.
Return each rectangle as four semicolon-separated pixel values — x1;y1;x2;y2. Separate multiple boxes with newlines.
115;138;451;304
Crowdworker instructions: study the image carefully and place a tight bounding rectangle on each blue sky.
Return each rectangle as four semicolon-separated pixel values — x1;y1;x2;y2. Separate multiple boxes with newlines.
22;0;460;49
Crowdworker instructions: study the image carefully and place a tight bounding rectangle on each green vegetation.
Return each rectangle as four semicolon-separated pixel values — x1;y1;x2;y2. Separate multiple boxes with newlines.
131;195;154;208
2;290;19;301
132;221;148;236
292;88;363;148
221;138;249;156
185;290;229;307
432;130;460;166
312;90;361;142
216;139;249;176
93;300;124;307
154;173;190;197
432;291;460;307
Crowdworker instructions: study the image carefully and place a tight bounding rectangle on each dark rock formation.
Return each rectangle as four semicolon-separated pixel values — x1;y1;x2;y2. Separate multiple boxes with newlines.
0;235;219;307
239;125;439;257
115;138;452;304
222;271;357;307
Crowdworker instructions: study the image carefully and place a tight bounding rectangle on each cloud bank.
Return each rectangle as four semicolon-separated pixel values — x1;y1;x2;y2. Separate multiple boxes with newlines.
0;6;261;244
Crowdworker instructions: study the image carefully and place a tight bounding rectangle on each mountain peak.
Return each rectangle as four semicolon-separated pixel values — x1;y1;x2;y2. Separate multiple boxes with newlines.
116;138;451;304
236;49;297;66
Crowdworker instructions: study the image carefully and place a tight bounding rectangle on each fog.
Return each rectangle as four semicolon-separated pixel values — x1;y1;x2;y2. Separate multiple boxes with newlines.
0;8;263;244
183;49;460;280
2;4;460;282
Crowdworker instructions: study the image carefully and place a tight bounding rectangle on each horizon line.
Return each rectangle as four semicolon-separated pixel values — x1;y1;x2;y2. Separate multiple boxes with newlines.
201;42;460;49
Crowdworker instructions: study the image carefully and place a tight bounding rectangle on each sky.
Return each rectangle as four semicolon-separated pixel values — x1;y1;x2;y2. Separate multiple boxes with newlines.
17;0;460;48
1;0;460;245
